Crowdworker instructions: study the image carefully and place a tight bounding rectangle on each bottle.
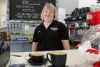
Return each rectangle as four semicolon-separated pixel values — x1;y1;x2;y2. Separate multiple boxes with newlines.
6;32;11;41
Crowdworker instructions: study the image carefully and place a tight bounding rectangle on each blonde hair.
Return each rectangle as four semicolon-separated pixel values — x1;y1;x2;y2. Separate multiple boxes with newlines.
41;3;58;20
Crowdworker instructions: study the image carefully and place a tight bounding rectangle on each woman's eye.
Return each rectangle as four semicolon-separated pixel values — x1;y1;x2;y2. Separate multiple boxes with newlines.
45;11;48;13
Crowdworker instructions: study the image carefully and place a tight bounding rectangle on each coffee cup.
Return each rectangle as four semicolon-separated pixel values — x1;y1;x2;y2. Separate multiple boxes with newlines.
46;51;67;67
29;52;44;63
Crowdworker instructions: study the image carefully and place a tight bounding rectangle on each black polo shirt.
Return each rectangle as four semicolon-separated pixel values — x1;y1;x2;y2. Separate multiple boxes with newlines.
32;20;69;51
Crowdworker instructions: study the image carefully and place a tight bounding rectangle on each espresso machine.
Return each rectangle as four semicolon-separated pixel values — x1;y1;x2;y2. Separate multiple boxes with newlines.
65;7;90;48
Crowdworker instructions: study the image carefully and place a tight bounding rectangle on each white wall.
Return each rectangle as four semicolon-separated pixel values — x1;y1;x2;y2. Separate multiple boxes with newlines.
0;0;7;19
58;0;78;14
0;0;7;27
78;0;97;8
57;0;98;14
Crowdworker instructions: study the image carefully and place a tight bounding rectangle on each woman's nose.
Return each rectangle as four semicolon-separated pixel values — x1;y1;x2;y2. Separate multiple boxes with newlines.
47;14;51;16
46;13;51;16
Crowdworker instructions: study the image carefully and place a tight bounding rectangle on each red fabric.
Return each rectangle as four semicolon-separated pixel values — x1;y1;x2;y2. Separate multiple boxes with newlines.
87;11;100;25
86;49;99;55
93;61;100;67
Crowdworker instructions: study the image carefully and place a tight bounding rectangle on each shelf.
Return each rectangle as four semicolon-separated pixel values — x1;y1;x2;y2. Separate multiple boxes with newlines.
5;41;32;44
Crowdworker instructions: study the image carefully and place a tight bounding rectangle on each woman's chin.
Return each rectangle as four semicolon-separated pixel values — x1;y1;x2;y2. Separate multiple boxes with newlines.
44;19;53;22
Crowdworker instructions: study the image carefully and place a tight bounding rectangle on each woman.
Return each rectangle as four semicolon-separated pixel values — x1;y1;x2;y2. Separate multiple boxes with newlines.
32;3;70;51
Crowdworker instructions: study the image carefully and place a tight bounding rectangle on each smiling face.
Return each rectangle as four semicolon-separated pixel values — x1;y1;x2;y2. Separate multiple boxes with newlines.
41;3;58;23
43;8;55;23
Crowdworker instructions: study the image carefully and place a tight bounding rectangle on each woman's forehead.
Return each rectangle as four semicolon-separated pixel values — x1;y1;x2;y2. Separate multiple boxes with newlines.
43;8;54;11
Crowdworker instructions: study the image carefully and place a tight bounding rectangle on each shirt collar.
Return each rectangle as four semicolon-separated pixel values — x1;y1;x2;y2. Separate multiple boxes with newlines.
40;20;57;29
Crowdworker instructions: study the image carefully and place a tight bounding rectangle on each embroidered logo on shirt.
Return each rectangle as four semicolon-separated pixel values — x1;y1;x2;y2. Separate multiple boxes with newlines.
37;30;41;33
50;27;58;31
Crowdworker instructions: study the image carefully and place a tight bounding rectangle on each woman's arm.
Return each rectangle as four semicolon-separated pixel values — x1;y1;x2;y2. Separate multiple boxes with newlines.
32;42;38;51
61;40;70;50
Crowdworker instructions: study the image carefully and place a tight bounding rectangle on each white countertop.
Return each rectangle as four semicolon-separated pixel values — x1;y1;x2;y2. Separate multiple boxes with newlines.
6;49;93;67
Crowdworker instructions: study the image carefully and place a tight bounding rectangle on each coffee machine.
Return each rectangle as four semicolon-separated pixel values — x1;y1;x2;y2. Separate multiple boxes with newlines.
0;41;10;67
